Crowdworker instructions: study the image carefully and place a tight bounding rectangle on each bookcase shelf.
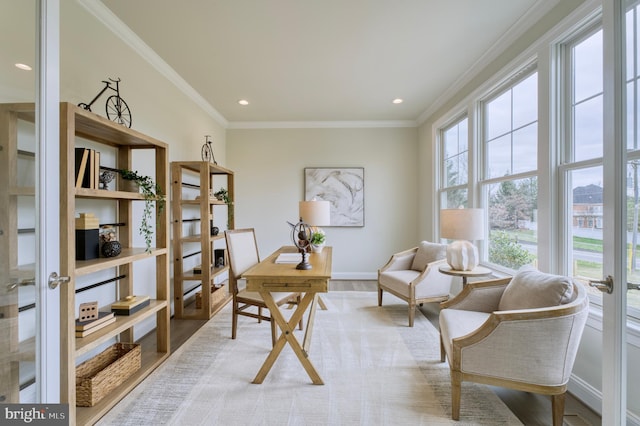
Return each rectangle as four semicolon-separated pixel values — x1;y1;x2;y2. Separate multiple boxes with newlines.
171;161;234;320
56;102;170;424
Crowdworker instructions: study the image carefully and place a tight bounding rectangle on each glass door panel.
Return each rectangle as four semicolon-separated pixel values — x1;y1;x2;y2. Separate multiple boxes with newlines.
0;0;38;403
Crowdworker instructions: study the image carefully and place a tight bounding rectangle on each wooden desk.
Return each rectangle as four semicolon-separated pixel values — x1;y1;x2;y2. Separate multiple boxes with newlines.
243;245;332;385
439;265;492;286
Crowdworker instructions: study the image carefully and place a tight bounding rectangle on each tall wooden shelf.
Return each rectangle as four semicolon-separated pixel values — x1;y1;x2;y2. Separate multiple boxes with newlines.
57;102;170;425
0;103;37;404
171;161;234;320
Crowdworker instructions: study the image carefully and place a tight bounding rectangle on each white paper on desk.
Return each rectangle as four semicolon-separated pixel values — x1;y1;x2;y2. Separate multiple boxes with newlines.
275;253;301;264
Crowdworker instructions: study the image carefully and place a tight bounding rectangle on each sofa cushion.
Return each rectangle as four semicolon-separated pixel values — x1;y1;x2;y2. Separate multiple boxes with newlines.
498;266;574;311
379;270;421;297
411;241;447;271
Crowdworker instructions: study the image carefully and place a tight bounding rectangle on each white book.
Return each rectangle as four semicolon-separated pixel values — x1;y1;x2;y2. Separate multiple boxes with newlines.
275;253;302;264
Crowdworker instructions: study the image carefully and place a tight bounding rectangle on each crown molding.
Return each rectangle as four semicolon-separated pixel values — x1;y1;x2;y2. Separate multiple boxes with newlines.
416;0;561;125
227;120;417;129
78;0;229;128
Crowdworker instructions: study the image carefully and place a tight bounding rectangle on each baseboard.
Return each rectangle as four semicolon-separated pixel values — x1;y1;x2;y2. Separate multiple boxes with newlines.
569;374;640;426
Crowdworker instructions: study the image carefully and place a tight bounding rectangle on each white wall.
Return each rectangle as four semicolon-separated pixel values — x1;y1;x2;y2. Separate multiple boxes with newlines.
227;126;419;278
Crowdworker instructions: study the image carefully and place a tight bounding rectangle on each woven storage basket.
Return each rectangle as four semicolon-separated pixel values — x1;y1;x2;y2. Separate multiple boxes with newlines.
75;342;141;407
196;285;227;309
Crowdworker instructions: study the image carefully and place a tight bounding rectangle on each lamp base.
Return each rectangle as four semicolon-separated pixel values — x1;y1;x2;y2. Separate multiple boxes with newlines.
296;250;313;270
446;240;479;271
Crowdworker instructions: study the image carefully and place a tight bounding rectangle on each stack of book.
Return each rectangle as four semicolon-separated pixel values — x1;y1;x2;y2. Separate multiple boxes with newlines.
111;295;150;315
75;311;116;338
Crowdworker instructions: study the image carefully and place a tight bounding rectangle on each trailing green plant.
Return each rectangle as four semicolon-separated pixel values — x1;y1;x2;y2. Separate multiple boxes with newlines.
213;187;233;227
213;187;230;204
119;169;165;252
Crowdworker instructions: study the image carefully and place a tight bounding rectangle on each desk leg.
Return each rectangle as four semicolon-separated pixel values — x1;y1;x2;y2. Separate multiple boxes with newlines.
302;293;319;354
253;292;324;385
317;295;328;310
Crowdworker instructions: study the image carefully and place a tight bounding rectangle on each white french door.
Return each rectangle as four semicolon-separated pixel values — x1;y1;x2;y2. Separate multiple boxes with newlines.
601;0;631;424
0;0;60;404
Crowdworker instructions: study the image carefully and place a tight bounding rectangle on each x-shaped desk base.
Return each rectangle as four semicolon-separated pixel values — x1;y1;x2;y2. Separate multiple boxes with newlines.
252;291;323;385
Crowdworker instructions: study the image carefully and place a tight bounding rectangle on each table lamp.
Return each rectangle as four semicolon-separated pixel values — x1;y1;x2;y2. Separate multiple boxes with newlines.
290;200;330;269
440;208;484;271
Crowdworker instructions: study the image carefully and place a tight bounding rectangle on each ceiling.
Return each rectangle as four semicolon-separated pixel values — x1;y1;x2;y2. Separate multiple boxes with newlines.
99;0;559;125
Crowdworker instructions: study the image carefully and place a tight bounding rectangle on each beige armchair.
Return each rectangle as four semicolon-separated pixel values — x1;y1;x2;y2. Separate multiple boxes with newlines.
438;267;589;426
378;241;453;326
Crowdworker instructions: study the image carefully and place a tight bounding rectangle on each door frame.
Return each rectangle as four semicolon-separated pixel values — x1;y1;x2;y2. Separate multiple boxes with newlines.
35;0;60;402
601;0;627;424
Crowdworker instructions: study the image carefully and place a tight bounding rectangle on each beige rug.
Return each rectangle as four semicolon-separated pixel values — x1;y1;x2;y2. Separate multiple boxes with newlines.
97;292;522;425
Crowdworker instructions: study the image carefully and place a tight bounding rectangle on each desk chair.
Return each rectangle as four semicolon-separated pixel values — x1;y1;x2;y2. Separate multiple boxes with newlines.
225;228;302;346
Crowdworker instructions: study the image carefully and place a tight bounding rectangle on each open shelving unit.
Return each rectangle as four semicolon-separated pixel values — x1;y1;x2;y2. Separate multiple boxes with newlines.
171;161;234;320
50;102;170;425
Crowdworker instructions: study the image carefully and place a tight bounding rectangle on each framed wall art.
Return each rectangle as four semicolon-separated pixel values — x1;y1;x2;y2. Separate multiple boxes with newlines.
304;167;364;227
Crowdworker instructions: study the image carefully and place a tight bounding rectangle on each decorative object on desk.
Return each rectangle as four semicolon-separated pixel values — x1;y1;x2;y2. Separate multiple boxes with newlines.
300;199;330;253
111;295;150;315
201;134;218;164
305;167;364;227
101;240;122;258
289;219;313;270
118;169;165;253
76;213;100;260
99;169;116;190
440;208;485;271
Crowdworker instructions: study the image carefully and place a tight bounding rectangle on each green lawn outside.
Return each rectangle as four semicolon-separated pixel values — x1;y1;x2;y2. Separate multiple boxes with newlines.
494;230;640;310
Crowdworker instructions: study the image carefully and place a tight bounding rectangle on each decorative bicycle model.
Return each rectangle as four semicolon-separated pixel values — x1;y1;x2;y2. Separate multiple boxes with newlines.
201;135;218;164
78;77;132;128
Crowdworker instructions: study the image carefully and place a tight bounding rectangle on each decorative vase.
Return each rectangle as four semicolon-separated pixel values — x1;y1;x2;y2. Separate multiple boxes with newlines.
101;240;122;258
311;244;324;253
446;240;478;271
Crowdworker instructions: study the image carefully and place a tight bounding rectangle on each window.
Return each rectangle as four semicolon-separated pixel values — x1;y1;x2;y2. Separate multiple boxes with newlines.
561;28;605;304
439;117;469;209
481;71;538;271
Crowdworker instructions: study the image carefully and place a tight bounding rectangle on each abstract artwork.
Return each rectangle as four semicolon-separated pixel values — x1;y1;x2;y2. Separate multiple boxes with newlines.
304;167;364;227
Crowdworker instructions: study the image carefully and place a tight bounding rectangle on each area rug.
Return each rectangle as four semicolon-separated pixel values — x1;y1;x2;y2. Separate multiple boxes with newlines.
97;292;522;425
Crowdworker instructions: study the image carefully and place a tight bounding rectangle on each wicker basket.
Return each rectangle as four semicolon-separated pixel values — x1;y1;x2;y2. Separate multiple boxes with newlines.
196;285;227;309
75;343;141;407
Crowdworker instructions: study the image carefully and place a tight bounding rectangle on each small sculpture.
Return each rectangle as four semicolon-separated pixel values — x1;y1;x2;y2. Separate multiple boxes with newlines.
99;170;116;190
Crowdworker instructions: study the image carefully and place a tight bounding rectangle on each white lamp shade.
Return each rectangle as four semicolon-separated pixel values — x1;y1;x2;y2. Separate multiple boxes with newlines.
440;208;485;241
299;200;331;226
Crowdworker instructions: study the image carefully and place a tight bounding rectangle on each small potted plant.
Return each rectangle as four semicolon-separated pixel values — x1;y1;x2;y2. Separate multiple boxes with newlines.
118;169;165;252
309;228;326;253
213;187;230;204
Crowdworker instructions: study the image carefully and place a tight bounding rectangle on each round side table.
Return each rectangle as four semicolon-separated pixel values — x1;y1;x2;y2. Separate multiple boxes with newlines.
438;265;492;286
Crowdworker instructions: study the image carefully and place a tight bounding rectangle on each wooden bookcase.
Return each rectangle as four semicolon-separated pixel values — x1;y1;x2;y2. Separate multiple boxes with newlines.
0;103;37;404
57;102;170;425
171;161;233;319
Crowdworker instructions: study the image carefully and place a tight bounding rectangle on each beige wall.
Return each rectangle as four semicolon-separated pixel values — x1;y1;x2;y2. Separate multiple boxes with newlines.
227;126;419;278
60;1;226;165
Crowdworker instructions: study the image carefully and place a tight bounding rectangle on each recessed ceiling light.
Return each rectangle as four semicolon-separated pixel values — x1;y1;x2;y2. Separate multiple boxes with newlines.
15;63;32;71
392;98;403;104
238;99;249;106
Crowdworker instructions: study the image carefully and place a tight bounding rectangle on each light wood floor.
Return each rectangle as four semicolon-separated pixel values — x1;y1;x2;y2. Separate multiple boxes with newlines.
166;280;602;426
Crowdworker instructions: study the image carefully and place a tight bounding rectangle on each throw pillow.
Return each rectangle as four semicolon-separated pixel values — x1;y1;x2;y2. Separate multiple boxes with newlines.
498;265;574;311
411;241;447;271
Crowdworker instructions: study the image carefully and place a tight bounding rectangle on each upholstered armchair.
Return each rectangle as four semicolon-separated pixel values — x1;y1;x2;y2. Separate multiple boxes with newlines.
438;266;589;426
378;241;453;326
